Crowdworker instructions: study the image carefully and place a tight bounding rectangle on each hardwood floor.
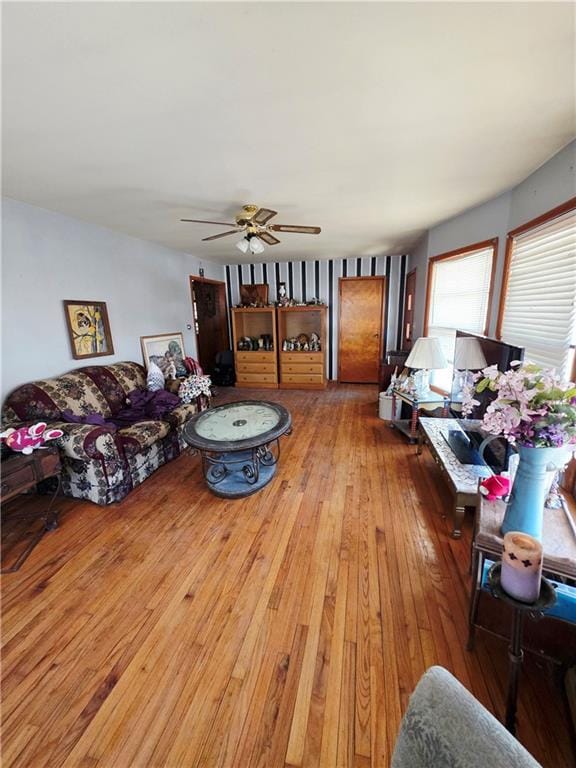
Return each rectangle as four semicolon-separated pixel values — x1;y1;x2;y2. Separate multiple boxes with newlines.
1;384;573;767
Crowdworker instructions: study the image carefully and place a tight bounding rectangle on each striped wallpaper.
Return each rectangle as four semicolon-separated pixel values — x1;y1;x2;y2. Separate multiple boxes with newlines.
225;254;409;380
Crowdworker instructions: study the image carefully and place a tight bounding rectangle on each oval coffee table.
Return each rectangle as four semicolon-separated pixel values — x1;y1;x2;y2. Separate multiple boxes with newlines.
183;400;291;498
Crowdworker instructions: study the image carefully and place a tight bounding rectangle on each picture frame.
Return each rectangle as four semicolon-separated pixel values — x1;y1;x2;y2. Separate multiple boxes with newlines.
240;283;269;306
140;332;187;376
63;300;114;360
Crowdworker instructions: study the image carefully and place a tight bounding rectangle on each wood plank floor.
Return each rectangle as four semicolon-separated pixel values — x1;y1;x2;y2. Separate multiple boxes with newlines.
1;384;574;767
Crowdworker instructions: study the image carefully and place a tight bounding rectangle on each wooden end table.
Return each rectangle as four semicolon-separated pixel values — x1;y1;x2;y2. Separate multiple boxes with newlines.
1;446;62;573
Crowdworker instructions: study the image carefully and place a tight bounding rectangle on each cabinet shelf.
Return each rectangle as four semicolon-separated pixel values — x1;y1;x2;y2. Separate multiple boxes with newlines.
277;306;327;390
232;308;278;389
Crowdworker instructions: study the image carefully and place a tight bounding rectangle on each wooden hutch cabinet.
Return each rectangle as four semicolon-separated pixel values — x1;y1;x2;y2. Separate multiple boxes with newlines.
277;306;327;389
231;307;278;388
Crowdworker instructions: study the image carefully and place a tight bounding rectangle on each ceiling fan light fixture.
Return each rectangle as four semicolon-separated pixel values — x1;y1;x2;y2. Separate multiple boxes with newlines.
236;237;249;254
182;205;321;250
249;236;265;255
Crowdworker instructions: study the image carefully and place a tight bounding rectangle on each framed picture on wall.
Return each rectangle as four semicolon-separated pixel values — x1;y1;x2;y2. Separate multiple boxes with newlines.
140;332;187;376
63;300;114;359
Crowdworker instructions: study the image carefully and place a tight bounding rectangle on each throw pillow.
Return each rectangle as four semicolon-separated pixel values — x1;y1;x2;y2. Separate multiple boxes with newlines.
147;361;165;392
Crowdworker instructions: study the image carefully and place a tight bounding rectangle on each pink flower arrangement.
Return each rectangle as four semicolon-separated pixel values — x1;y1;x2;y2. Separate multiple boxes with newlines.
461;362;576;447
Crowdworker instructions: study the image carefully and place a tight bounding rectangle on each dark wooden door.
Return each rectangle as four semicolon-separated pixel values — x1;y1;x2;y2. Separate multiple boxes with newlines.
338;277;385;383
402;268;417;350
190;277;229;374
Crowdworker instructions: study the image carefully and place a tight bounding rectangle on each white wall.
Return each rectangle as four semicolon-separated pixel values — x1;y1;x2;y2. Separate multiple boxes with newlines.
411;139;576;338
410;232;429;344
509;141;576;230
1;198;224;399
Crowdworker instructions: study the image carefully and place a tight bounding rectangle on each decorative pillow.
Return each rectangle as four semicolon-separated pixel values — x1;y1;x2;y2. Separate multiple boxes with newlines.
178;374;212;404
147;361;165;392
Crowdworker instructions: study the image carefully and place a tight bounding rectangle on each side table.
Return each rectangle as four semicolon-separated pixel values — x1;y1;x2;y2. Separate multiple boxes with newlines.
485;563;556;735
468;495;576;648
1;446;62;573
391;388;450;443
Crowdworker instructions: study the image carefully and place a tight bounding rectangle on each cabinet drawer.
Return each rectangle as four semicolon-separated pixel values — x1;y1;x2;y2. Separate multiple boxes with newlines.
1;465;36;499
281;373;324;384
281;363;324;374
281;353;323;364
236;361;276;374
237;372;278;384
236;351;275;363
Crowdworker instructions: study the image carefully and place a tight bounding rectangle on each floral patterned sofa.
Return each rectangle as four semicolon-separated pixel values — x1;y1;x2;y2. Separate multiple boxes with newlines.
1;362;198;505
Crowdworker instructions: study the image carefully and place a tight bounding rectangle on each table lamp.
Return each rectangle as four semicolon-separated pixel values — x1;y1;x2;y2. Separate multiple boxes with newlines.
404;337;447;397
453;336;487;399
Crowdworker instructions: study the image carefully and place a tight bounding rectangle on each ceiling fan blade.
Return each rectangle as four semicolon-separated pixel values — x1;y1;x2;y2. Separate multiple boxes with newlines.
269;225;321;235
253;208;278;225
181;218;236;227
201;230;239;242
259;231;281;245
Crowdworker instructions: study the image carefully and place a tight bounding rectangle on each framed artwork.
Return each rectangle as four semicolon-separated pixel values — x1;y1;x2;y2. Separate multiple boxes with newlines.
140;332;187;376
240;283;269;306
63;300;114;359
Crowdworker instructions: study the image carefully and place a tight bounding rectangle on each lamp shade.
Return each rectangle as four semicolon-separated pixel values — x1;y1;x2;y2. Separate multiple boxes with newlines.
405;337;447;370
453;337;487;370
249;236;265;254
236;238;249;253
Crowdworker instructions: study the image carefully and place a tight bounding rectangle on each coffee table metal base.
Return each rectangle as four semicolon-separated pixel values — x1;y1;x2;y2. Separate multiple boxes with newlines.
184;401;291;499
201;442;279;499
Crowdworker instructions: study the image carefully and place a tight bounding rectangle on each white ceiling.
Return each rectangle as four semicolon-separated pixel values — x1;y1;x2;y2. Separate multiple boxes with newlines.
2;2;575;264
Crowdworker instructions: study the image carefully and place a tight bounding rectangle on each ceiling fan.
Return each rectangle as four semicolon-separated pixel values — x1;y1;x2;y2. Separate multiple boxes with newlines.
181;204;321;254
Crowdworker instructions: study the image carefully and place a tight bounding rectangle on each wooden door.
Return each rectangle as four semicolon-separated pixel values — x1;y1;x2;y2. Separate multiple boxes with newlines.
402;268;417;350
190;277;229;375
338;277;385;383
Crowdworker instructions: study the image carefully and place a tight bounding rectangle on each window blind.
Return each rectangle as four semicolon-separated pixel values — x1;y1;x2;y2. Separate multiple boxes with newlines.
500;208;576;378
428;246;494;388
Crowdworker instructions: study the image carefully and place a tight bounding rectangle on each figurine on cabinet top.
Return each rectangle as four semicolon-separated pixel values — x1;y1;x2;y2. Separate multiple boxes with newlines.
261;334;273;351
310;331;321;352
276;281;289;307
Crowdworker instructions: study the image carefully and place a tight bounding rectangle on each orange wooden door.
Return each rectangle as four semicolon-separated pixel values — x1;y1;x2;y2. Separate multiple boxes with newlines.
402;268;417;350
338;277;385;383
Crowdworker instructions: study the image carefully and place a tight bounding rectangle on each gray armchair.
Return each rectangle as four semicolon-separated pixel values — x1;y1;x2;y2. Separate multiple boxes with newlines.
392;666;541;768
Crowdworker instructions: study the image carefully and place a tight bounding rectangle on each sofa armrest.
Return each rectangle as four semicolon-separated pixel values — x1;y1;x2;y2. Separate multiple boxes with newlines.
48;422;122;462
164;403;198;429
392;666;541;768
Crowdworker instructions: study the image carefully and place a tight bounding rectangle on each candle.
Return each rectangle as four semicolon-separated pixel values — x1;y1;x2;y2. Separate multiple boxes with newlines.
501;531;543;603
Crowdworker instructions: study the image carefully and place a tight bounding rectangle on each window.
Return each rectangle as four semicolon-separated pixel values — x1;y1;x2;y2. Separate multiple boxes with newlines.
497;200;576;380
424;240;497;391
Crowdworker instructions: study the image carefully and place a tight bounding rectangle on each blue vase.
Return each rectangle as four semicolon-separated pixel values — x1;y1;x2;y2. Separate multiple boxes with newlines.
501;444;569;540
